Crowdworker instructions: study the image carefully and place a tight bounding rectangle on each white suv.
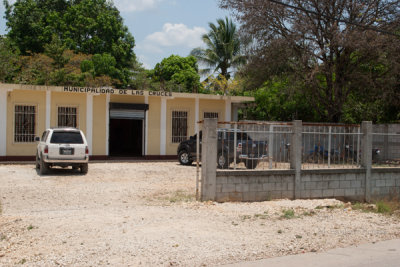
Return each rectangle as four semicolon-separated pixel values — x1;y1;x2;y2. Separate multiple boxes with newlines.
35;128;89;175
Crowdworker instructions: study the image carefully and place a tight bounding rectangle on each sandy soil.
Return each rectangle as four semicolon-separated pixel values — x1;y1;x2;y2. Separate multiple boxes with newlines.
0;162;399;266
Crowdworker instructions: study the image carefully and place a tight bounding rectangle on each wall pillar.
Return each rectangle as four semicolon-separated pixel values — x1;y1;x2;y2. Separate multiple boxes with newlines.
86;94;93;155
144;95;149;156
45;90;51;129
361;121;373;202
291;120;302;199
105;94;110;156
0;89;7;156
201;118;218;201
225;99;231;122
160;98;167;155
195;98;199;134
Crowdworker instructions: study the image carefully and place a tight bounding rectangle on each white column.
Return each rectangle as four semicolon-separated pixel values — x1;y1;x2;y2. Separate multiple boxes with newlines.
86;94;93;155
0;89;7;156
160;98;167;155
225;99;232;122
195;97;199;133
46;90;51;129
144;95;149;156
105;94;110;156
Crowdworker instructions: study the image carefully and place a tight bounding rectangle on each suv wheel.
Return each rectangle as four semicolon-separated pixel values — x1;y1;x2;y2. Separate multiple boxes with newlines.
80;163;88;174
35;153;40;169
178;150;193;165
39;155;49;175
245;159;257;169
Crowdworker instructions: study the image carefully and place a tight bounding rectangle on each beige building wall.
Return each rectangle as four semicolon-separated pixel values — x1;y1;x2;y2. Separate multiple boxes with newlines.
1;83;254;158
92;94;107;155
6;90;46;156
199;99;226;121
110;94;145;104
166;98;196;155
147;97;161;155
51;92;87;134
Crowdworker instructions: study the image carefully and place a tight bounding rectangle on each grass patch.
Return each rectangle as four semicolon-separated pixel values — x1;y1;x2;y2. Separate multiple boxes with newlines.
281;209;296;219
302;210;316;216
376;201;392;214
152;190;195;203
168;190;194;203
254;211;269;220
351;200;400;216
18;259;27;265
27;225;35;230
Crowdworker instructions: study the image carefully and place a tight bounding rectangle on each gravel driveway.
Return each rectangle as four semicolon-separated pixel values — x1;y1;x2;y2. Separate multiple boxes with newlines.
0;162;399;266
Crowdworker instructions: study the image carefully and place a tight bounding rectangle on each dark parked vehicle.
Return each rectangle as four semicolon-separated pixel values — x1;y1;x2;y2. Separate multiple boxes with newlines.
177;129;268;169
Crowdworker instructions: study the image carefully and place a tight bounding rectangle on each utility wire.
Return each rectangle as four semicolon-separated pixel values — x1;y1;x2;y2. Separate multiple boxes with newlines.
266;0;400;37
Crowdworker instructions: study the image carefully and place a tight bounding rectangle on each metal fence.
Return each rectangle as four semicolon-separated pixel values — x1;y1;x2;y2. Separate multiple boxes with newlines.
201;121;400;170
213;122;293;170
302;124;362;169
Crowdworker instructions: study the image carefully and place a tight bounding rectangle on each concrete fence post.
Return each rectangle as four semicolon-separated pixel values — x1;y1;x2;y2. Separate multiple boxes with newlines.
361;121;373;202
291;120;302;199
201;118;218;201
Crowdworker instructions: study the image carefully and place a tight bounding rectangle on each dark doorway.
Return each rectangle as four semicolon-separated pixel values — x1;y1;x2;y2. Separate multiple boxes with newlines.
109;119;143;157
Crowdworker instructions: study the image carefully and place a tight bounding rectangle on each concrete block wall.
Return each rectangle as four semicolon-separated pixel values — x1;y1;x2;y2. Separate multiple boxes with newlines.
215;168;400;202
300;169;365;201
371;169;400;199
216;170;294;202
203;119;400;203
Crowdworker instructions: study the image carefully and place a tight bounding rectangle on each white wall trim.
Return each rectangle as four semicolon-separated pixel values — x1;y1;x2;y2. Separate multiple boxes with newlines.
0;89;7;156
46;90;51;129
160;98;167;155
144;95;149;156
195;97;199;134
105;94;110;156
86;94;93;155
225;99;232;122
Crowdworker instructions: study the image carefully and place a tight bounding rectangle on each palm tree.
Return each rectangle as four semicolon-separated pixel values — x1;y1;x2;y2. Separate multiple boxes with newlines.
191;17;247;80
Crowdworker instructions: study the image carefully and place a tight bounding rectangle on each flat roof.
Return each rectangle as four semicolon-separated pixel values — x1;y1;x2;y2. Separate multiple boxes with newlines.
0;83;254;103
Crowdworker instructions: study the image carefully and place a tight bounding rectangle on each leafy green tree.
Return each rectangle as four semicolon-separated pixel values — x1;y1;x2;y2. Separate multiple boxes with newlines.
221;0;400;122
4;0;136;87
150;55;201;93
244;78;318;122
0;36;20;83
191;17;247;80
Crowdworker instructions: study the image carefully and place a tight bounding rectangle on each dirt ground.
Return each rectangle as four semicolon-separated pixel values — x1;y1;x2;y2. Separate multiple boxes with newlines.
0;162;400;266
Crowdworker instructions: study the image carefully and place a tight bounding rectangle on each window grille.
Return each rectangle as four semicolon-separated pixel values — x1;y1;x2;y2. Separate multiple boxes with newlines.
172;110;188;143
14;105;36;143
204;112;219;119
58;107;78;128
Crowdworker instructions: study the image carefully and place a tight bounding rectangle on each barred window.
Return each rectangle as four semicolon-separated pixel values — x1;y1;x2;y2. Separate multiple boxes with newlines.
204;112;219;119
14;105;36;143
58;107;78;128
172;110;188;143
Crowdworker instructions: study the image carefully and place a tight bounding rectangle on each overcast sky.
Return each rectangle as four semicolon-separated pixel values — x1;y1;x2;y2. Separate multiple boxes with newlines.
0;0;230;69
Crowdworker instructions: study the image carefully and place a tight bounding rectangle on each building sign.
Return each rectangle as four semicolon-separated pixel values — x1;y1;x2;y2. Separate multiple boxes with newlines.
63;86;173;97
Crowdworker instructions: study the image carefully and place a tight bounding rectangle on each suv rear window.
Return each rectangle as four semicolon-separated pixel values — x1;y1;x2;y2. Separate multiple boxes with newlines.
50;131;84;144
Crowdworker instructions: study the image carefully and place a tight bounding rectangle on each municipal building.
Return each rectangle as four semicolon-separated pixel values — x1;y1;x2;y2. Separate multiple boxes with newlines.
0;83;253;161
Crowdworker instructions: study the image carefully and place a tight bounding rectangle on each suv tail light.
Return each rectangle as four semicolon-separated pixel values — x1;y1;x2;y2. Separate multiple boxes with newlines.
44;145;48;154
85;146;89;155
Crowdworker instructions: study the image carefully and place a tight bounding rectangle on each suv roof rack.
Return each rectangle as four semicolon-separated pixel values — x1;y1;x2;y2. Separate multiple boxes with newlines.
50;127;80;130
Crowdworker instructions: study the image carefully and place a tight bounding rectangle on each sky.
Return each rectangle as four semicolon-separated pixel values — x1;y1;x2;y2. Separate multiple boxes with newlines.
0;0;230;69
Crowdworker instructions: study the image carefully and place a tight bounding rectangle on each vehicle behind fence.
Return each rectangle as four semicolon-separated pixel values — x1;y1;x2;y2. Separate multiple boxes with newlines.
199;121;400;170
215;122;292;170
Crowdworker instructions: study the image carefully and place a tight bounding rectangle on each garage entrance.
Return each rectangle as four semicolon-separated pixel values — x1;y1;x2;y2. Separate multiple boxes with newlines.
109;103;148;157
